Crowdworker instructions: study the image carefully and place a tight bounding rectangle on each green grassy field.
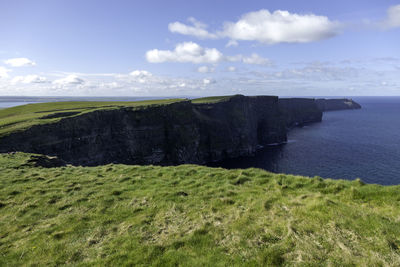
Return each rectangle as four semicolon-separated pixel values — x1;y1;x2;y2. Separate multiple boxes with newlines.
0;99;184;137
1;152;400;266
190;95;235;104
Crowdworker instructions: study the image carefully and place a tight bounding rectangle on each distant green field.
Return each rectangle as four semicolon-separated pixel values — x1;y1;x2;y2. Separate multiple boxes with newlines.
1;152;400;266
0;99;184;137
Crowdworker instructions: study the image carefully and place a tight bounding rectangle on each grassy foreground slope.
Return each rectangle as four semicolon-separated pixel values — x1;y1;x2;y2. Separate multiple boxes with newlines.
0;99;184;137
1;153;400;266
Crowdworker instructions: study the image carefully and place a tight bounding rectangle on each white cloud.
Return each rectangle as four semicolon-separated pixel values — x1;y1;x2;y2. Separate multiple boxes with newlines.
227;66;236;72
4;57;36;67
53;74;84;85
242;53;271;65
146;42;223;64
220;9;338;44
226;53;270;65
11;75;47;84
203;78;216;85
130;70;152;77
166;10;338;44
129;70;153;83
197;66;215;73
225;54;243;62
0;66;11;78
146;42;272;67
168;17;218;39
226;40;239;47
381;4;400;29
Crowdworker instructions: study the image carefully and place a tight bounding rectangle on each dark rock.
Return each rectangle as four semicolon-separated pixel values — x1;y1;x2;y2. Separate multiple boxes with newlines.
24;155;66;168
176;191;188;196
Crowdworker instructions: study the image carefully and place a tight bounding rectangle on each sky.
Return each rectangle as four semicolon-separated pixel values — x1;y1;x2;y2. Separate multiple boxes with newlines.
0;0;399;97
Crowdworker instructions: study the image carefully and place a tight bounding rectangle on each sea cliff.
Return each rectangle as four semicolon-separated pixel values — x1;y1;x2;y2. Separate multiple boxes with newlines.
316;98;361;111
0;95;360;166
278;98;322;128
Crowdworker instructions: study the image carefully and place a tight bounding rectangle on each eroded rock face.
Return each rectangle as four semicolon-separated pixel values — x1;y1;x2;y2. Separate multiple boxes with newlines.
0;95;327;166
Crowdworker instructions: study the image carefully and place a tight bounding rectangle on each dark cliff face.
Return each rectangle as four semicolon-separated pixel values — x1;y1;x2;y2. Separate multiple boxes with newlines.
2;95;360;166
193;95;287;162
0;101;198;166
278;98;323;128
316;98;361;111
0;96;359;166
0;95;292;166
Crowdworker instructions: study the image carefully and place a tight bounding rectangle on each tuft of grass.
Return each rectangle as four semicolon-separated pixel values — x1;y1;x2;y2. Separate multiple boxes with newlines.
1;152;400;266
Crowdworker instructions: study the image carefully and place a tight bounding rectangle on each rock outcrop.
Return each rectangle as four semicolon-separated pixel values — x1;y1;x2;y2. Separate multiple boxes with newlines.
23;155;66;168
316;98;361;111
0;95;360;166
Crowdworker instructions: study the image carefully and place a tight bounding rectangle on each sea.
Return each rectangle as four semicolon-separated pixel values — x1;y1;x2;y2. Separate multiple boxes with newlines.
1;96;399;185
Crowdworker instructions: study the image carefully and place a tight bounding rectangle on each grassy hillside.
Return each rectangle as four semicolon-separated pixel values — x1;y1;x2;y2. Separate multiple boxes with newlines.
0;99;184;137
1;153;400;266
190;95;235;104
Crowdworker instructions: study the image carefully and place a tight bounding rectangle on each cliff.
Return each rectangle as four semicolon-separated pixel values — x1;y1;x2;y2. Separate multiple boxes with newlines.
278;98;323;128
316;98;361;111
0;95;290;166
0;95;359;166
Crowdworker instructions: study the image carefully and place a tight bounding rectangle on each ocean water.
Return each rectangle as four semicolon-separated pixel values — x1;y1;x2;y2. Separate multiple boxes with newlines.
1;96;399;185
210;97;400;185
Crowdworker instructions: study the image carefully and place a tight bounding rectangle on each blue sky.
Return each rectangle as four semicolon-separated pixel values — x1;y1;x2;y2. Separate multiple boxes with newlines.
0;0;399;96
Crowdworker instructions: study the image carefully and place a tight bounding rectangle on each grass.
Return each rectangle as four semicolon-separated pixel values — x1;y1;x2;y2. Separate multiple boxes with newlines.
1;152;400;266
0;99;184;137
190;95;235;104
